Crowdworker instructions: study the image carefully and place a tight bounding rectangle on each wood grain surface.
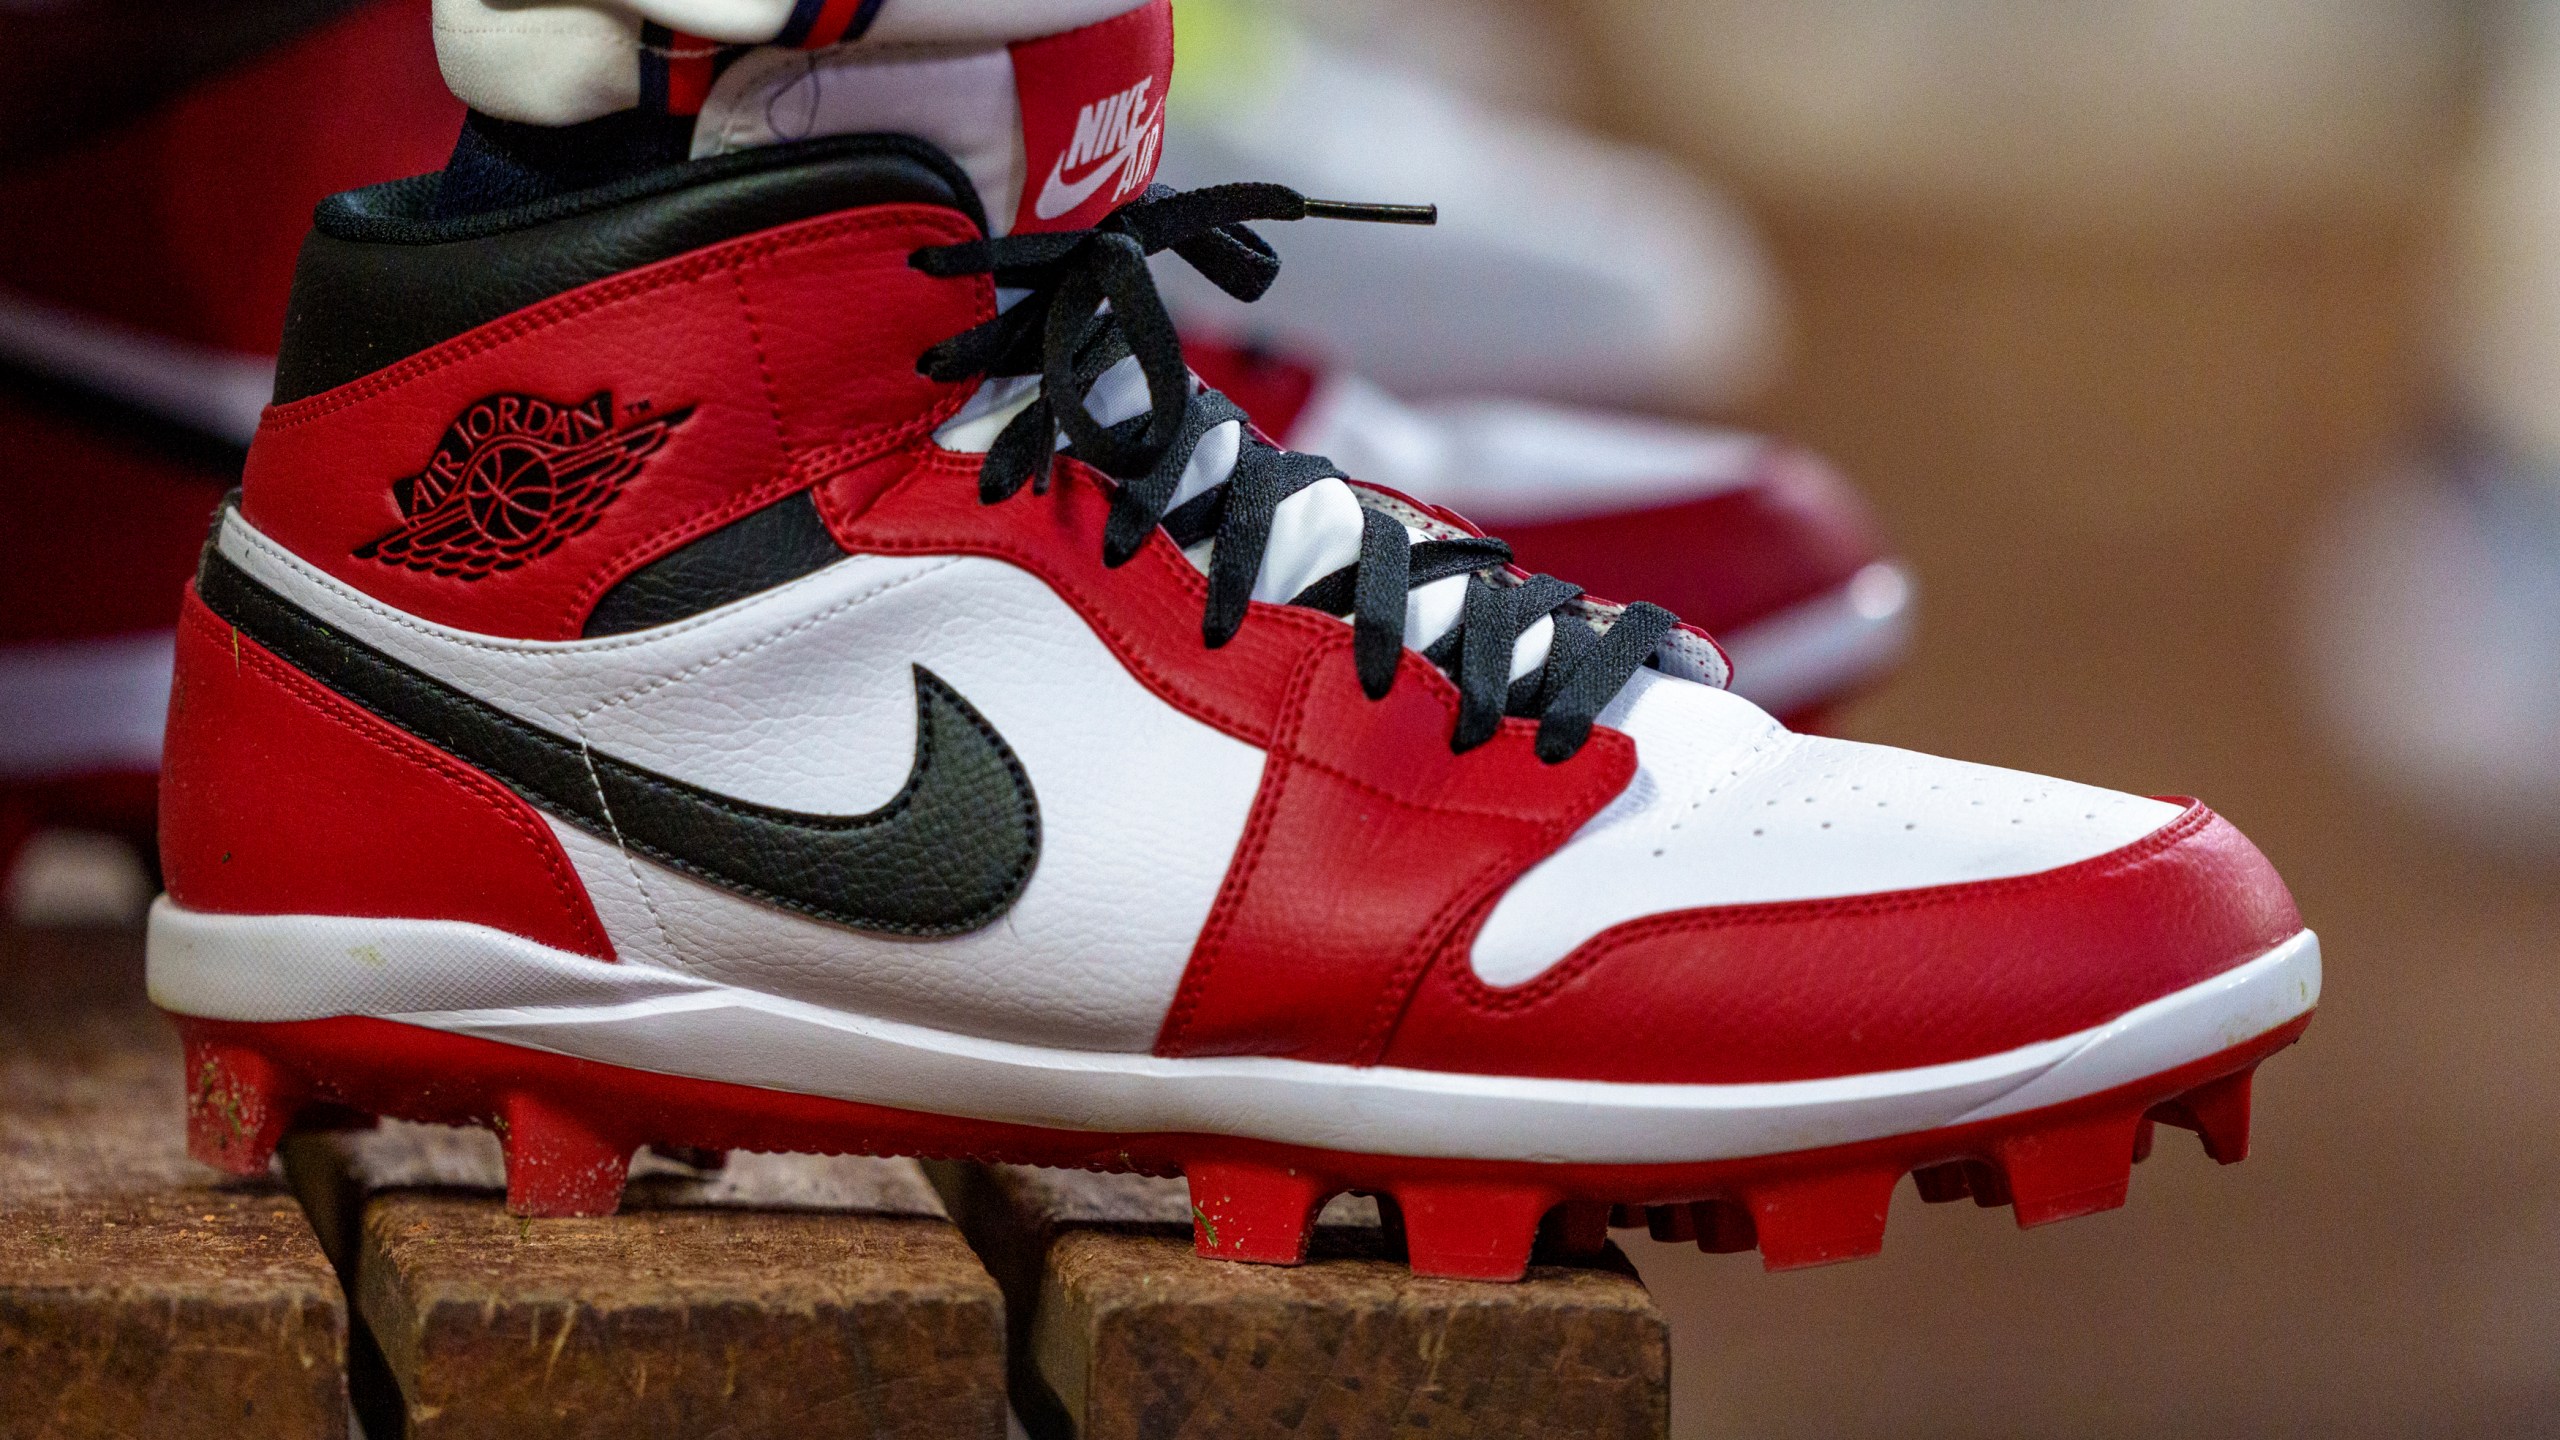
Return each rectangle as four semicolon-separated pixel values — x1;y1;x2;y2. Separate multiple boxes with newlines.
285;1125;1006;1440
930;1163;1668;1440
0;925;346;1440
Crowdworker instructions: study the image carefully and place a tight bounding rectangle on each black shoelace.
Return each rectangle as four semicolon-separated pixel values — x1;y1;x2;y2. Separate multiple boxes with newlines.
912;182;1676;763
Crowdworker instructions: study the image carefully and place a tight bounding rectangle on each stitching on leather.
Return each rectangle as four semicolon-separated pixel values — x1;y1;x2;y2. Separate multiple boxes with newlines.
1153;644;1316;1054
1447;801;2220;1016
228;511;779;656
856;448;1537;754
560;393;977;635
560;468;815;635
232;512;970;777
730;261;794;454
195;603;616;960
569;712;678;959
1275;741;1603;827
876;448;1635;817
1357;846;1549;1062
259;207;981;425
1357;740;1630;1060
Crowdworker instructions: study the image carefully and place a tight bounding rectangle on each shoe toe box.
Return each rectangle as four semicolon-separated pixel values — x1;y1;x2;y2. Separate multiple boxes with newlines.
1388;681;2305;1084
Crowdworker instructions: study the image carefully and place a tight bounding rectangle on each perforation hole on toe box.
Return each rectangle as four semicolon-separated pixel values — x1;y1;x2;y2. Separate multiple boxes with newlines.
1470;677;2187;987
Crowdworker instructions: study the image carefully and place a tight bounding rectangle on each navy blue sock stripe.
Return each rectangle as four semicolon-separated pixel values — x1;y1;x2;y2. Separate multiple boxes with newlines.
773;0;829;47
638;21;673;113
777;0;889;50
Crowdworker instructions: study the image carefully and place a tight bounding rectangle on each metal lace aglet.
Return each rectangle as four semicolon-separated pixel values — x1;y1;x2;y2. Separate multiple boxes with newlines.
1300;198;1438;226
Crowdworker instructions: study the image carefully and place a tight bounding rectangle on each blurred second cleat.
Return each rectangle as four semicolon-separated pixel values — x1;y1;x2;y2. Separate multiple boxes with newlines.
1185;337;1913;724
1152;0;1783;411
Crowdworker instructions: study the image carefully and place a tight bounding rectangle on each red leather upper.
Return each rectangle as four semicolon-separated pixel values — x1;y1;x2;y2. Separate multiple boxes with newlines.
0;0;457;356
241;205;988;640
1006;0;1175;235
817;446;1638;1066
161;589;615;958
218;182;2296;1084
1381;802;2303;1084
229;195;1641;1067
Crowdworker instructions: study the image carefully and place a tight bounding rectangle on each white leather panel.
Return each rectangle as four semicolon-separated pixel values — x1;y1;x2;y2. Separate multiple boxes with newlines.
219;511;1265;1053
1471;669;2187;986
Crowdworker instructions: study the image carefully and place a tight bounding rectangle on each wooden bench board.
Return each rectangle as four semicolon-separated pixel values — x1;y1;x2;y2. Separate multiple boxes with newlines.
0;925;347;1440
286;1124;1008;1439
929;1163;1670;1440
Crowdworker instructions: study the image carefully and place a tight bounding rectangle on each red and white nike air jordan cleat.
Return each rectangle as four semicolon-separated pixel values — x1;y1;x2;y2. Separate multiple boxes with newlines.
149;7;2315;1283
0;0;1891;903
0;0;456;882
1184;337;1912;722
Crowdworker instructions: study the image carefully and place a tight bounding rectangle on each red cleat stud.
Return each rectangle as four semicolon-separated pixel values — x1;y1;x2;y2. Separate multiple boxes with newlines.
1556;1201;1613;1258
648;1144;730;1172
1994;1111;2141;1228
1911;1162;1973;1205
184;1036;305;1177
2152;1066;2255;1164
1960;1159;2013;1209
1187;1160;1330;1266
1691;1199;1758;1254
499;1093;632;1218
1646;1203;1697;1243
1744;1168;1897;1271
1907;1160;2012;1208
1395;1181;1559;1281
2133;1117;2157;1164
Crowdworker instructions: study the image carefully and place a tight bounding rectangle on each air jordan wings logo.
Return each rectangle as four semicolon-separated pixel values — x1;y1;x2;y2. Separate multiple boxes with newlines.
1033;76;1163;221
356;391;692;579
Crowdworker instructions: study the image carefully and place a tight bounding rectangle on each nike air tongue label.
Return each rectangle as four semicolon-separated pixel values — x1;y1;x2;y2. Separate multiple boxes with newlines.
1008;0;1173;234
199;548;1041;939
1033;77;1162;221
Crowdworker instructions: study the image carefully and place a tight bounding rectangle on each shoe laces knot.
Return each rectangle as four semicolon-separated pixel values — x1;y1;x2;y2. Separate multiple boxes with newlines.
912;184;1676;763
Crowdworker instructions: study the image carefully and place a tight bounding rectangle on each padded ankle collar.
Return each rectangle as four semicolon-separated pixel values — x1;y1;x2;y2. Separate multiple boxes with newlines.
275;134;985;404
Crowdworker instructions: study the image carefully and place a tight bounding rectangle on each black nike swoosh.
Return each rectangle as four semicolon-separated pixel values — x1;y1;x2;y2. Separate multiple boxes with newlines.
197;545;1040;938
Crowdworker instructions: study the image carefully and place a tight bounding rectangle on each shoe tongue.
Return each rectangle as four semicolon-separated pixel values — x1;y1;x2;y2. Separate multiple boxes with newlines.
688;0;1171;237
940;355;1563;687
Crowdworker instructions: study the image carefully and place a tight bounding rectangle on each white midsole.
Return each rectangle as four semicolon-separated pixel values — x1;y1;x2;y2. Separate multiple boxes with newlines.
145;898;2318;1166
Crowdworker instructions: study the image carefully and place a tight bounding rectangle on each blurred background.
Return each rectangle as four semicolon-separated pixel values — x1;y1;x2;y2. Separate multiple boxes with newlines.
1268;2;2547;1435
4;2;2555;1435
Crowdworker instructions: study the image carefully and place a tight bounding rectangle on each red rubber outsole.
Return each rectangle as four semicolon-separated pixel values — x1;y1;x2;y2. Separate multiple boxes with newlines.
172;1010;2310;1282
